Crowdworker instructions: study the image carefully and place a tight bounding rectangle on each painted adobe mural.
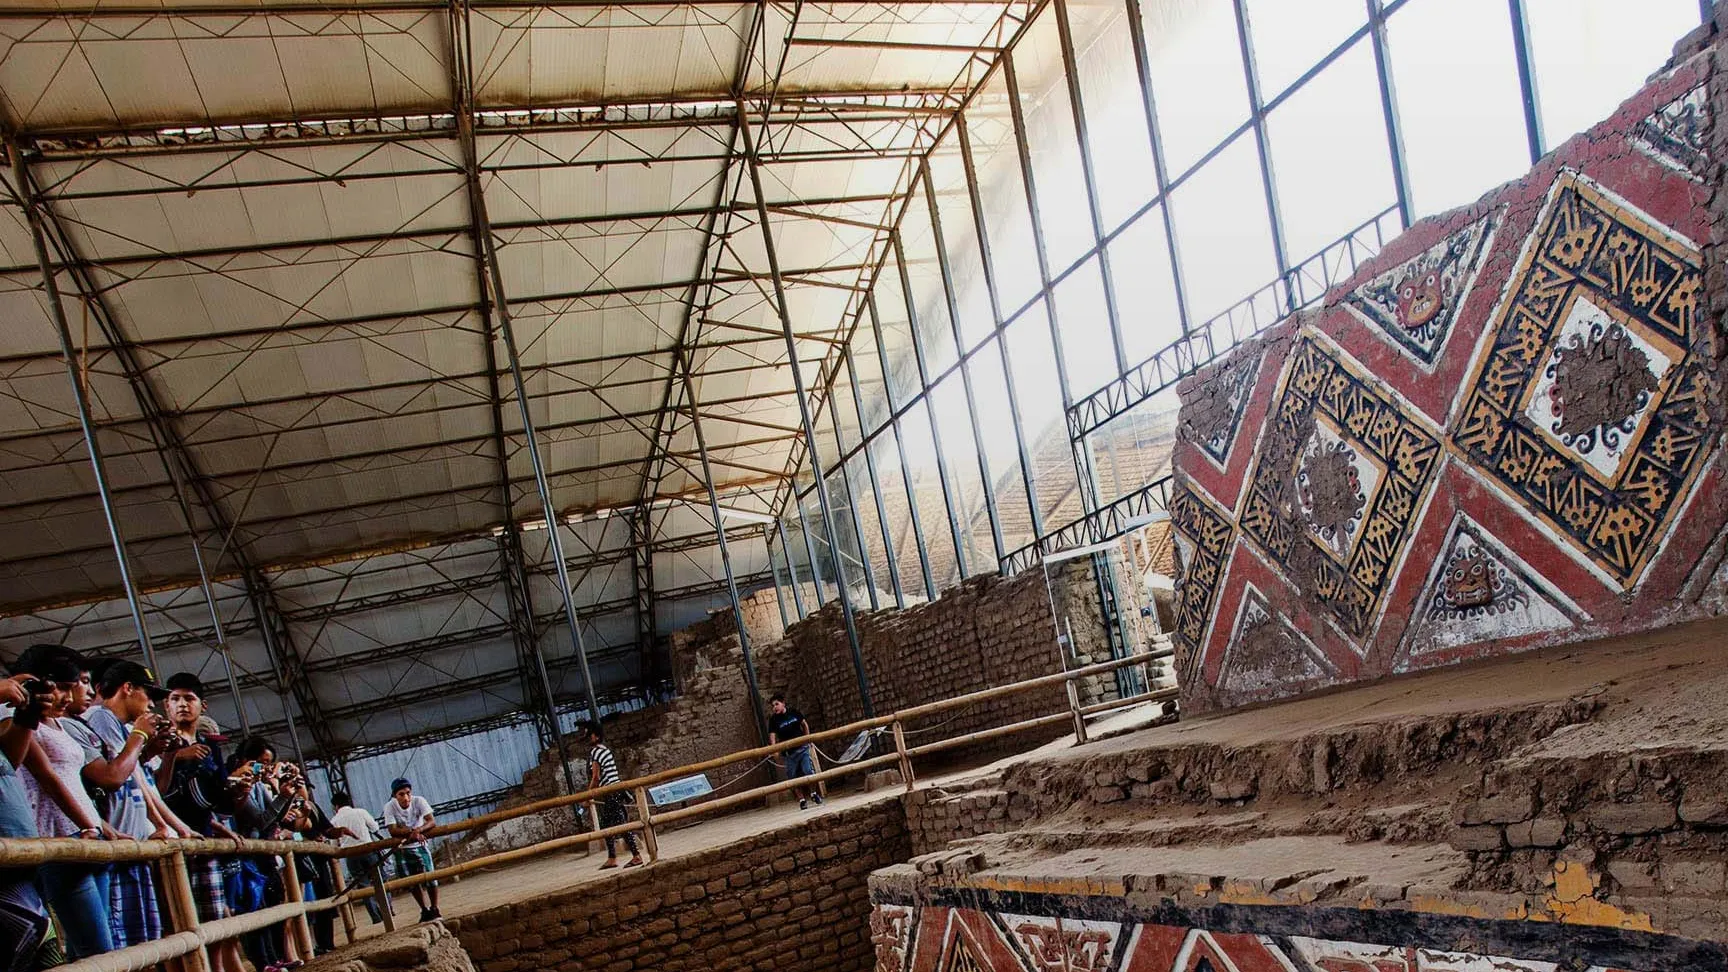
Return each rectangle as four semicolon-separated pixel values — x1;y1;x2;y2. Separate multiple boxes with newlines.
1167;39;1728;712
870;899;1710;972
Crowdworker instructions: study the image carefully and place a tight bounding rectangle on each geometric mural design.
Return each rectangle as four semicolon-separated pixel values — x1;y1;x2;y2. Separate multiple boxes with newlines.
995;914;1121;972
1344;209;1502;368
874;905;917;972
1239;332;1444;639
1631;83;1711;181
1451;170;1717;589
1219;584;1337;696
1168;480;1235;683
899;908;1656;972
1179;348;1263;466
1396;514;1584;670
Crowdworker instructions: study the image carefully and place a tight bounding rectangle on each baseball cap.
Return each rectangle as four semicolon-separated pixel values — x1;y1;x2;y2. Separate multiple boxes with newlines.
391;778;412;795
14;644;83;684
101;660;170;701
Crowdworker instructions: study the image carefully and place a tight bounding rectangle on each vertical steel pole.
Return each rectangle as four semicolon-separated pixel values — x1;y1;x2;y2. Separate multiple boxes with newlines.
1230;0;1294;312
1506;0;1546;166
775;523;808;619
916;162;1006;567
449;3;600;724
1366;0;1414;229
735;99;874;718
893;223;969;580
845;345;906;609
10;143;156;667
1118;0;1194;335
676;348;769;743
158;442;252;735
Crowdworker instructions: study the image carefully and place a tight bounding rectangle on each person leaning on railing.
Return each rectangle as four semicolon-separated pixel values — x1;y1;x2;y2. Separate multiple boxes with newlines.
15;645;115;961
0;648;62;972
73;660;194;951
156;673;248;972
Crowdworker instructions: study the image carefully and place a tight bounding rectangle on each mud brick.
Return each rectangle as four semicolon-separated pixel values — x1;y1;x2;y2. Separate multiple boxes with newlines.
1458;793;1534;825
1586;802;1678;835
1449;825;1507;852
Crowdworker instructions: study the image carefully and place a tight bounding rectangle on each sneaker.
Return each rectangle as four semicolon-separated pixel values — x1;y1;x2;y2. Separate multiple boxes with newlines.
419;908;436;923
430;908;442;920
812;793;824;806
799;798;808;810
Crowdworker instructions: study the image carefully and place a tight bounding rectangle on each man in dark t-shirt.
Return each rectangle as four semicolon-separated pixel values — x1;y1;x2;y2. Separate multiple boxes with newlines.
766;696;821;810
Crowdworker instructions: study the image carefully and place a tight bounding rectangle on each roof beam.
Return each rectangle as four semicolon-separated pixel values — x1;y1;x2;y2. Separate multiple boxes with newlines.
0;139;348;763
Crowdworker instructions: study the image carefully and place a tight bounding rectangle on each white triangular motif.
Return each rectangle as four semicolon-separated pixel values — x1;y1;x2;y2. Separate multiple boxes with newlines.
1631;82;1711;180
1343;209;1501;368
1397;515;1584;670
1218;584;1336;699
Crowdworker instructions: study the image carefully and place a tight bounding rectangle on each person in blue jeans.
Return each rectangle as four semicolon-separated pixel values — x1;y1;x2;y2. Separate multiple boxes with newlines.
767;696;822;811
14;646;112;960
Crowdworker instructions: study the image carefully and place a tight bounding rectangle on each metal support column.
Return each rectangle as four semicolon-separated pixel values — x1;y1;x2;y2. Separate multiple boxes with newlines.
1230;0;1294;312
1506;0;1546;166
9;142;155;667
675;348;769;742
846;346;906;609
735;99;874;718
449;0;600;724
1366;0;1414;229
1119;0;1194;336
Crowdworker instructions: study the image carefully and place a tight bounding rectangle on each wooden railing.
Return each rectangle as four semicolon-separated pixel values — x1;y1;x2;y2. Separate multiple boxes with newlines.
0;644;1176;972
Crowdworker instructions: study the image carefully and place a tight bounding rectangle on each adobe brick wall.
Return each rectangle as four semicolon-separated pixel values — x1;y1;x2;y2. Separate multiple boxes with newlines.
768;567;1120;765
1169;33;1728;715
444;799;912;972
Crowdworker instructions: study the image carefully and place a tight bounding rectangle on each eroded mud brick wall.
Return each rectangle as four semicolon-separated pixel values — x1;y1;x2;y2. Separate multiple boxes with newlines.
447;800;911;972
1169;36;1728;714
771;570;1102;754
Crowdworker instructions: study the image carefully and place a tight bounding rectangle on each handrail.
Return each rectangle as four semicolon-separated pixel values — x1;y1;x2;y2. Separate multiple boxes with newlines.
0;834;343;865
0;641;1179;972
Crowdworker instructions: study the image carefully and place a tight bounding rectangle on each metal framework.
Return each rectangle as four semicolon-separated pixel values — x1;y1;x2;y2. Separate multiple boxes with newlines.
0;0;1702;802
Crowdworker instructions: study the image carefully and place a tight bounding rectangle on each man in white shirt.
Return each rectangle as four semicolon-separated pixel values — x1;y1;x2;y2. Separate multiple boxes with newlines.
329;791;388;924
381;778;440;923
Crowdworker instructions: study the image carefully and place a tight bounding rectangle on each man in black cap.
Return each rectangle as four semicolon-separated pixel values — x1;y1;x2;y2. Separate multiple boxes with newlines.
156;673;245;972
78;661;184;948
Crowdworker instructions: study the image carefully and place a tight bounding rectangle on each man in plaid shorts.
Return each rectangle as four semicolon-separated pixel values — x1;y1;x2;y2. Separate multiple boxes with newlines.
157;674;245;972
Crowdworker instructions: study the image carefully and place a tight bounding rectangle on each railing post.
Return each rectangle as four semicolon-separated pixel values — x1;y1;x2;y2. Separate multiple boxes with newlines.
632;787;659;863
1065;678;1090;745
162;851;211;972
330;857;357;945
282;852;315;959
373;858;397;933
891;721;915;792
810;745;828;801
585;799;603;854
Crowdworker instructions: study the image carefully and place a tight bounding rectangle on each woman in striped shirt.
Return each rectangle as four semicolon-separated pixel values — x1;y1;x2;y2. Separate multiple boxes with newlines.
577;721;642;869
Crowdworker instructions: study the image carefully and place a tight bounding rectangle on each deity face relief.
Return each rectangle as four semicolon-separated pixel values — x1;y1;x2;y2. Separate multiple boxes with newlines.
1395;269;1445;330
1443;547;1495;609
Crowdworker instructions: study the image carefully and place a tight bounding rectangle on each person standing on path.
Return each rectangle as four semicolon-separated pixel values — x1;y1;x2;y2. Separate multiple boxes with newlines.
576;721;642;870
767;696;822;811
381;779;441;923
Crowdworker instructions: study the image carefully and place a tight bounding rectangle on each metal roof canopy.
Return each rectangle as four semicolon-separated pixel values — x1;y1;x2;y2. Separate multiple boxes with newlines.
0;0;1032;769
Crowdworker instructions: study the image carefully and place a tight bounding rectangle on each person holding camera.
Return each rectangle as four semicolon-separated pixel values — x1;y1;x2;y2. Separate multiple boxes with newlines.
76;661;190;948
13;646;114;959
0;648;64;972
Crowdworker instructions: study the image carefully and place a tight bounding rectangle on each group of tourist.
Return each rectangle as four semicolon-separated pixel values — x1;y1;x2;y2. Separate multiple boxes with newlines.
0;643;439;972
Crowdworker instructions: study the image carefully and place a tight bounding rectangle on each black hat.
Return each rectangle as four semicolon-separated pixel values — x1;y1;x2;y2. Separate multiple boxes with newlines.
101;661;170;701
14;644;83;684
164;672;206;697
